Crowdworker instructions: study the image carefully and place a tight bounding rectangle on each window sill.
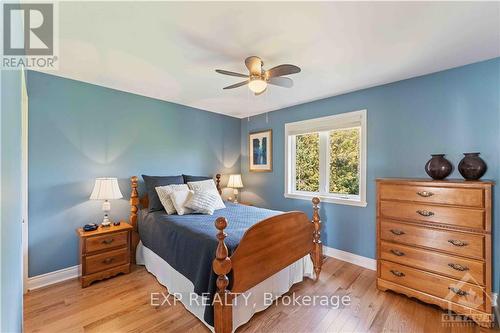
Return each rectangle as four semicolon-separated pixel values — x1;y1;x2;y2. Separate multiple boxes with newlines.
284;192;367;207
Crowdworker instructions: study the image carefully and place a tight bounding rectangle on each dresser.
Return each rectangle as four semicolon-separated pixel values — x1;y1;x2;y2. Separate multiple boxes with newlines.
77;223;132;287
376;178;493;327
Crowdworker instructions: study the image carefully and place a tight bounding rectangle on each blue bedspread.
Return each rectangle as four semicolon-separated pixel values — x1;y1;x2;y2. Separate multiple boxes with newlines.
138;202;281;326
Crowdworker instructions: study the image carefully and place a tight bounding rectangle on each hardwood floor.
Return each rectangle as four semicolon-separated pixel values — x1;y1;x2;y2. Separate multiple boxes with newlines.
24;258;498;332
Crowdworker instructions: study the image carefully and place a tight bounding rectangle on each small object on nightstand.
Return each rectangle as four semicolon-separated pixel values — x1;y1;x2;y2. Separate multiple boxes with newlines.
76;222;132;288
83;223;98;232
113;221;121;226
89;177;123;227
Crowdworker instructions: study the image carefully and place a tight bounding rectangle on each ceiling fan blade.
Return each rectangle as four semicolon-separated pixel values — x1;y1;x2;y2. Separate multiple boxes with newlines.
266;64;301;78
223;80;249;89
245;56;263;75
215;69;248;78
268;76;293;88
255;87;267;96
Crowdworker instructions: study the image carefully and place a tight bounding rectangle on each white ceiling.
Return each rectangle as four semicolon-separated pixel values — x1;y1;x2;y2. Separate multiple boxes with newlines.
41;1;500;118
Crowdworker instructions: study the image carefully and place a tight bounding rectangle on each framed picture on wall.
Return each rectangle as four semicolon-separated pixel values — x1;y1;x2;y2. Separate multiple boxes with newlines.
249;129;272;172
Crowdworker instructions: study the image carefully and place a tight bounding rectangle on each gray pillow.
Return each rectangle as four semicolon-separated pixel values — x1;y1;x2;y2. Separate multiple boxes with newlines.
142;175;184;212
182;174;211;184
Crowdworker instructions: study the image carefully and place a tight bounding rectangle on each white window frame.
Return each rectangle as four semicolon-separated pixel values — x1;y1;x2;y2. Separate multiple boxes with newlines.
284;109;367;207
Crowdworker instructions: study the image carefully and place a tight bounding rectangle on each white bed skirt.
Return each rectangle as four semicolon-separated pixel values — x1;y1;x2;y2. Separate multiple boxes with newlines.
136;241;314;332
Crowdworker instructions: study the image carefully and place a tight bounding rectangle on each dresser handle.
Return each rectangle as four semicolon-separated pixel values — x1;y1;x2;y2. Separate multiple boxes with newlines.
102;258;115;264
390;269;405;277
390;249;405;256
416;209;434;217
448;239;468;247
448;287;468;297
417;191;434;197
102;239;114;245
390;229;405;236
448;263;469;272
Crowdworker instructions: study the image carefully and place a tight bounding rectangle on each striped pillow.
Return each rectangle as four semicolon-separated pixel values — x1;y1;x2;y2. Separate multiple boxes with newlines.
185;191;219;215
156;184;189;214
187;180;226;210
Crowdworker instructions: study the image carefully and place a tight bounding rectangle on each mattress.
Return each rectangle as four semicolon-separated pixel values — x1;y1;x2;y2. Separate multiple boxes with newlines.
137;202;284;325
137;242;313;332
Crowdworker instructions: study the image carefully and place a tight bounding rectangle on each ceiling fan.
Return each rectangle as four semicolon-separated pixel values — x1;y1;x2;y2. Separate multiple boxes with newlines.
215;56;301;95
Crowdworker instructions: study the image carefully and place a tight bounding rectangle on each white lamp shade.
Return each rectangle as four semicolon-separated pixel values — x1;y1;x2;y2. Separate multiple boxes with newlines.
90;178;123;200
227;174;244;188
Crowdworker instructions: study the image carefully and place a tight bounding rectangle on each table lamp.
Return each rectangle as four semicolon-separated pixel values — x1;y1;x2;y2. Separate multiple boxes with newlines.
90;177;123;226
227;174;244;203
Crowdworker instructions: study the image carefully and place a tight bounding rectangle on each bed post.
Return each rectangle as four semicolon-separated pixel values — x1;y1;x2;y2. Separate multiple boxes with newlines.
129;176;140;264
311;197;323;280
216;173;222;195
212;217;233;333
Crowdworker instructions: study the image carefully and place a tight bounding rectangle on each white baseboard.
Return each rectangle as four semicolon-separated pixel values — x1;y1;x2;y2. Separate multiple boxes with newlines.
323;245;376;271
27;265;80;291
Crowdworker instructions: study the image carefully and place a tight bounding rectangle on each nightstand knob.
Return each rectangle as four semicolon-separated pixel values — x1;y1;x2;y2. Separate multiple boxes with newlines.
102;238;114;245
102;257;114;264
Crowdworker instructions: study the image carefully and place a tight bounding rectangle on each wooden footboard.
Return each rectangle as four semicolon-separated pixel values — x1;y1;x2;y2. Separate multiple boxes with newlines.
212;197;322;333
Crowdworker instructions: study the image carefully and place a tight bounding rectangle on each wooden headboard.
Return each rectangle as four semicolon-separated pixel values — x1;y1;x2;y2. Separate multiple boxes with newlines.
130;174;222;209
128;174;222;262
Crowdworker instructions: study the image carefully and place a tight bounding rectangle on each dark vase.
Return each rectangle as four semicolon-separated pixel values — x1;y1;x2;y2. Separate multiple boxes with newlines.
458;153;487;180
425;154;453;180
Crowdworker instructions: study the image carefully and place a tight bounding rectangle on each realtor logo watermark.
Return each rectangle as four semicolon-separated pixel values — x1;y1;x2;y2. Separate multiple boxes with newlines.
151;291;351;309
441;271;495;327
2;2;58;69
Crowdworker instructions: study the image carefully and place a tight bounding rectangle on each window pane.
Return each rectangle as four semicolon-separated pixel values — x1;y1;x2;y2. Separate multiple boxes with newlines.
295;133;320;192
329;128;360;195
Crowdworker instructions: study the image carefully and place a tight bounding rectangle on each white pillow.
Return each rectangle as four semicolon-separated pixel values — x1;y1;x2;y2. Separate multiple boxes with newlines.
187;180;226;210
169;190;194;216
156;184;189;215
185;191;218;215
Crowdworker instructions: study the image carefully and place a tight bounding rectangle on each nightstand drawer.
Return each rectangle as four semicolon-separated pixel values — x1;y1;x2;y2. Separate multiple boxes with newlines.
85;248;129;274
85;231;128;253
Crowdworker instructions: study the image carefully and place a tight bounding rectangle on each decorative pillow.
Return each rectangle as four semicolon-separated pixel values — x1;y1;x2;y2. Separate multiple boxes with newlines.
155;184;189;214
142;175;184;212
183;174;211;184
185;191;218;215
169;190;194;216
187;180;226;210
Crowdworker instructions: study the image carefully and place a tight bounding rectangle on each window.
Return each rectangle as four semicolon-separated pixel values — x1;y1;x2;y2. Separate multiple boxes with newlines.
285;110;367;207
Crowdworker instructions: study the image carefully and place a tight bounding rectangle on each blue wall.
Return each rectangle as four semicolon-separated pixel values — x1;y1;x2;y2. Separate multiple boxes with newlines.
1;69;24;331
26;71;241;276
240;58;500;293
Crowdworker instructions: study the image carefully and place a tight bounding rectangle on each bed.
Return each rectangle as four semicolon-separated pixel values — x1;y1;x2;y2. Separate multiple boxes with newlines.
129;174;323;333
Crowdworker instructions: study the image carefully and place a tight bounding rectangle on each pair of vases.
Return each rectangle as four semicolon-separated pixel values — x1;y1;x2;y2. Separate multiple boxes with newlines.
425;153;487;180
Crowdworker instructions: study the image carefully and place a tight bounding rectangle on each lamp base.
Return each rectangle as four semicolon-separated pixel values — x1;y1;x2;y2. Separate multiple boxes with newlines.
233;189;239;203
101;214;111;227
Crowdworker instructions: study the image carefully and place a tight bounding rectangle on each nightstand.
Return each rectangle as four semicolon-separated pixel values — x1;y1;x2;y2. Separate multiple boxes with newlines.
76;222;132;287
237;201;253;206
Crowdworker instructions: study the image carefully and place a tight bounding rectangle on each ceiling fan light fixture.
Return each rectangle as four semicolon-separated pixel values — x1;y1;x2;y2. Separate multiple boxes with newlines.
248;78;267;94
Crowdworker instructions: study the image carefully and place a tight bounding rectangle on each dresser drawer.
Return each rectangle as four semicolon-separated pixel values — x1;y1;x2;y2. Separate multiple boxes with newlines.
380;201;484;230
85;231;128;253
379;260;486;311
85;248;129;274
379;184;484;208
380;241;484;284
380;220;484;259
